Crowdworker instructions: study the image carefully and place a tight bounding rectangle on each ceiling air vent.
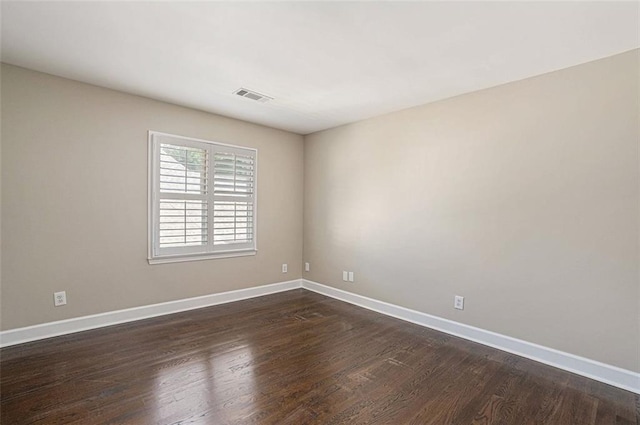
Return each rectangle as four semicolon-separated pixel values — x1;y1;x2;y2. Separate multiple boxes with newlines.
233;88;273;103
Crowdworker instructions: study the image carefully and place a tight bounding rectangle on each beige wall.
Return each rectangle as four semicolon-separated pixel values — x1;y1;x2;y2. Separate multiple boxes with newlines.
1;64;304;330
3;51;639;373
303;50;640;372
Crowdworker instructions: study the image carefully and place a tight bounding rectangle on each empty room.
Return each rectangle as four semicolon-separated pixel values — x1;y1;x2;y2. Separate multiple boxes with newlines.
1;1;638;424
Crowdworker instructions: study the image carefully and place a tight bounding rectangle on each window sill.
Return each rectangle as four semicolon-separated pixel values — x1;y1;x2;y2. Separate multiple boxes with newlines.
148;250;256;265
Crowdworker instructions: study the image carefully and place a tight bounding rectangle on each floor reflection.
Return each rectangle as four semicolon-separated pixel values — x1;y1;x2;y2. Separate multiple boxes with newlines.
153;341;255;424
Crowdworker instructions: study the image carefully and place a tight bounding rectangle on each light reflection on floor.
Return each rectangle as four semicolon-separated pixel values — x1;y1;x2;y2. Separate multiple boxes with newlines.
152;342;256;424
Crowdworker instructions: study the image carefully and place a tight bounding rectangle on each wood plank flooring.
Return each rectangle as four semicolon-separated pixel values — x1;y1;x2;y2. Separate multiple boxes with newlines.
1;289;637;424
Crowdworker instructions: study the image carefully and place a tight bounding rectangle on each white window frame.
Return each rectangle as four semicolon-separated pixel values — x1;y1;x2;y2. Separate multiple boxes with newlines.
148;131;257;264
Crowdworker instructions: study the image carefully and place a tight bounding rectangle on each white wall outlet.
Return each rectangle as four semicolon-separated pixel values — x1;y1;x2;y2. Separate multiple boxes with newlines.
305;262;310;272
282;263;288;273
348;271;354;282
54;291;67;307
342;271;348;281
454;295;464;310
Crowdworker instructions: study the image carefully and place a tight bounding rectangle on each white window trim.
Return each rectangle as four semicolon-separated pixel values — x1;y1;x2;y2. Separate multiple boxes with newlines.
148;130;258;264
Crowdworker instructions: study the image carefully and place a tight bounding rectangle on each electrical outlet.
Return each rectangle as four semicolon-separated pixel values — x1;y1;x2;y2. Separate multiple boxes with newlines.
454;295;464;310
348;271;354;282
342;271;348;281
282;263;288;273
54;291;67;307
305;262;310;272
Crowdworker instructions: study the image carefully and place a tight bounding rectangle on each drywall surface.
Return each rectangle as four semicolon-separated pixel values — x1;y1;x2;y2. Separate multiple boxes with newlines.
1;64;304;329
303;50;640;372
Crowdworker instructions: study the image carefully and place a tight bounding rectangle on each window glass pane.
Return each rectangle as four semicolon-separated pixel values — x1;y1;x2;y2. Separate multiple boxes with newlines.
213;201;253;245
160;144;208;194
213;152;254;196
158;199;208;248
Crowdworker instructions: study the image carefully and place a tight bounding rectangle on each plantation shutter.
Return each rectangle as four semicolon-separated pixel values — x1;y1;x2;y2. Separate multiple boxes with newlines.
212;147;255;251
149;132;257;261
157;142;208;253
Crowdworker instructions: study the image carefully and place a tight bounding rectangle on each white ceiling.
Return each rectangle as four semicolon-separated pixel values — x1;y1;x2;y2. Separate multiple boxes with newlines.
2;1;639;135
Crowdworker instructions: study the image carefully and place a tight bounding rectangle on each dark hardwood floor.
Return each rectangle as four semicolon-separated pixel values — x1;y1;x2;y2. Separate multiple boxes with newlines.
1;289;637;424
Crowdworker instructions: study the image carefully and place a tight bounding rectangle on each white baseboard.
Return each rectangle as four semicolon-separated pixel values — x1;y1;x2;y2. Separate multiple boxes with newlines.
2;277;637;394
0;279;303;348
302;279;640;394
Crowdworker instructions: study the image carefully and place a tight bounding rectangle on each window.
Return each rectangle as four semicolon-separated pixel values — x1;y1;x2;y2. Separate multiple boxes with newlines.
148;131;257;264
